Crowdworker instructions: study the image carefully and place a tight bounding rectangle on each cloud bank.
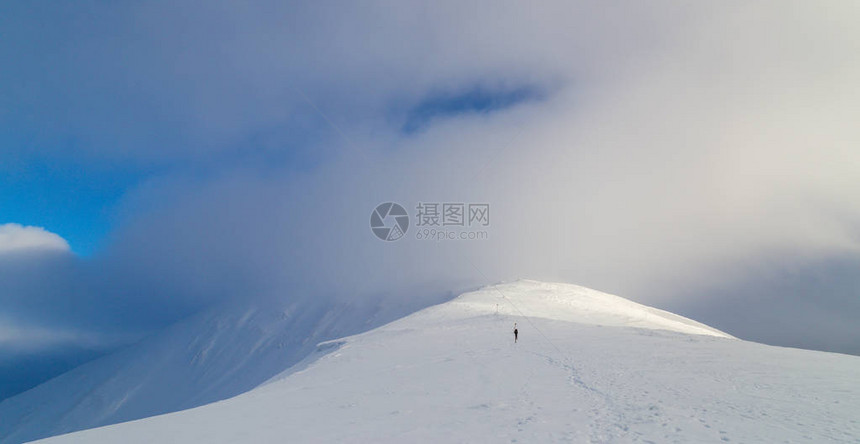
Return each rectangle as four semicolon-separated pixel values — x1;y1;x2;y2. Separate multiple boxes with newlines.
1;0;859;398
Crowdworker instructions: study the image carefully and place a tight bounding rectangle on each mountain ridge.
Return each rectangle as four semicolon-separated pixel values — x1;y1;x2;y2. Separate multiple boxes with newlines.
36;280;860;443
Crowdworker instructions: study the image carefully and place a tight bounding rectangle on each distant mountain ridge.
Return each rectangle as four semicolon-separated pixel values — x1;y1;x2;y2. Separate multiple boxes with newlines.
0;291;445;444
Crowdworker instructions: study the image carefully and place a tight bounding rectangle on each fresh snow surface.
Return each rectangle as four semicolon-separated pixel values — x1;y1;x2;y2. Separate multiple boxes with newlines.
36;280;860;443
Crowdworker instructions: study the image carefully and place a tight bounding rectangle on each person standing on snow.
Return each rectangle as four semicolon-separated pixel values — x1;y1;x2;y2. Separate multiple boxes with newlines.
513;323;518;343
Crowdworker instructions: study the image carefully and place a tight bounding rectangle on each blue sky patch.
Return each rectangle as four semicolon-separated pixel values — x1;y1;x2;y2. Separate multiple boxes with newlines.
400;85;545;134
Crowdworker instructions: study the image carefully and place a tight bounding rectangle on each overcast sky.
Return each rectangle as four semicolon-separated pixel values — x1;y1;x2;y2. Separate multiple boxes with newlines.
1;1;859;399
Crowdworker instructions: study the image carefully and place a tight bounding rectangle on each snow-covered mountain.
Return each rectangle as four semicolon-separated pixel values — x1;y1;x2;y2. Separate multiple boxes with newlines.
23;280;860;443
0;292;447;444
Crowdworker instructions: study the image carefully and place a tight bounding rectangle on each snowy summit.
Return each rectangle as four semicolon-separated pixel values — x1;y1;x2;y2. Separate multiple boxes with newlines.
446;280;732;338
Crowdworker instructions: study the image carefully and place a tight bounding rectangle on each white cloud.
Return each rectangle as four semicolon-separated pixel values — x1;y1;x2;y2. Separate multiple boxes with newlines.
0;224;70;254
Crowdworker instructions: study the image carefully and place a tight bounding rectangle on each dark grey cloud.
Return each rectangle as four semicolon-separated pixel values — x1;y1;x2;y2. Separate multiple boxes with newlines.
0;0;680;164
669;253;860;355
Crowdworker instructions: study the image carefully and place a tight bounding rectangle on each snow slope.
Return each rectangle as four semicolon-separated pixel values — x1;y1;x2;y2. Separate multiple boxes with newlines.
37;281;860;443
0;292;445;444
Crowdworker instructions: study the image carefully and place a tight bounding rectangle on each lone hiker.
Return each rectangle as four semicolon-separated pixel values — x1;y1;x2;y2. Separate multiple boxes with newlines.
514;322;518;343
